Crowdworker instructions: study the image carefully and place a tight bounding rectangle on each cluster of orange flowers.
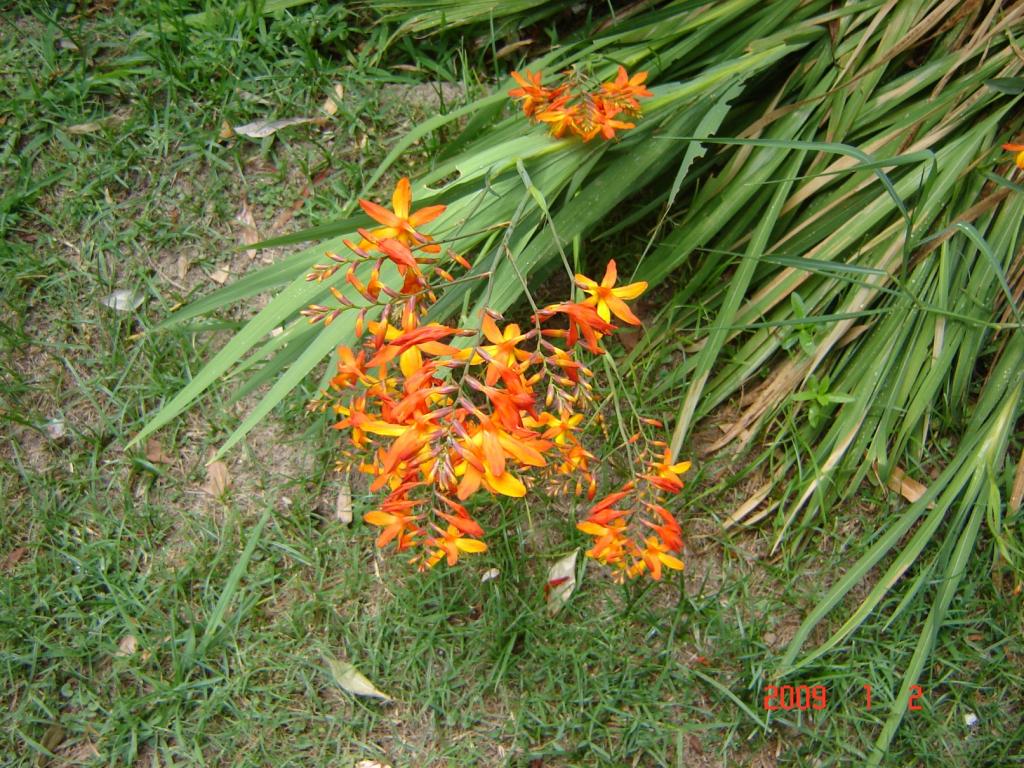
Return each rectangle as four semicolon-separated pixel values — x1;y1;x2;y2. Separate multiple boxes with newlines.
304;176;688;580
509;65;652;141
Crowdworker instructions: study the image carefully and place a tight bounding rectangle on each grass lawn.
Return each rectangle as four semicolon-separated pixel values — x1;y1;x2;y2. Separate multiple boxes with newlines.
2;2;1023;766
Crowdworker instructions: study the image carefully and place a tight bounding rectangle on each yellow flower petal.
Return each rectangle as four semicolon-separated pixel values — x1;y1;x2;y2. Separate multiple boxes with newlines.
361;420;407;437
611;280;647;300
364;510;394;526
455;538;488;554
658;552;685;571
392;177;411;220
487;469;526;497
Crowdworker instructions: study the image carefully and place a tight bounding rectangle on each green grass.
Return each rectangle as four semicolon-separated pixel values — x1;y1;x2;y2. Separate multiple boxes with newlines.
3;1;1023;767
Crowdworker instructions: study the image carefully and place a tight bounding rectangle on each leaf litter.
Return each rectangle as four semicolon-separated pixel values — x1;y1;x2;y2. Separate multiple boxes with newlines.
324;655;393;702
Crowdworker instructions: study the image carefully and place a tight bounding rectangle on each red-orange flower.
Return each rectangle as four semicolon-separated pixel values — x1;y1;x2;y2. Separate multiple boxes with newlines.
637;536;684;581
479;314;533;384
312;183;687;582
421;524;488;568
510;67;651;142
524;411;583;445
601;66;653;109
537;301;616;353
642;503;683;552
642;449;692;493
333;395;373;447
330;346;367;390
364;490;425;549
453;417;548;500
577;514;633;568
358;177;446;253
509;69;556;117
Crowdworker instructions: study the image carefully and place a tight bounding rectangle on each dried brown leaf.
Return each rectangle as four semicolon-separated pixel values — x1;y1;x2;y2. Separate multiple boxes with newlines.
232;116;318;138
145;438;173;465
210;266;231;285
886;465;928;504
322;83;344;116
66;121;103;134
66;110;131;135
236;197;260;259
63;741;101;762
116;635;138;657
204;459;231;497
325;656;393;702
1009;446;1024;514
724;482;774;529
495;39;533;58
2;547;28;572
101;289;144;311
335;483;353;524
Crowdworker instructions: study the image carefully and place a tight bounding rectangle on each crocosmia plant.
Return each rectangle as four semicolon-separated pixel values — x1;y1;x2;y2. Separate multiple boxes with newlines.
509;65;652;141
304;176;688;580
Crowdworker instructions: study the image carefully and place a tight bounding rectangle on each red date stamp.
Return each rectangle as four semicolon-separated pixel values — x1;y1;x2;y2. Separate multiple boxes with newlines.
763;684;828;711
762;684;925;711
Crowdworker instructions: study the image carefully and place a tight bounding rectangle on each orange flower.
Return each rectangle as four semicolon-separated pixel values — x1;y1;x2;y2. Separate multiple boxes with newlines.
478;314;534;384
421;524;488;568
358;177;446;253
577;514;633;567
638;536;684;581
535;99;580;139
601;66;653;109
1004;143;1024;170
453;418;547;500
466;376;535;430
333;395;373;447
364;490;425;549
524;411;583;445
436;495;485;538
642;503;683;552
543;342;592;384
330;346;367;390
585;490;632;523
366;320;471;370
309;163;692;581
509;69;554;117
642;448;692;493
575;260;647;324
579;99;636;141
370;410;448;491
509;66;650;142
537;301;616;353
